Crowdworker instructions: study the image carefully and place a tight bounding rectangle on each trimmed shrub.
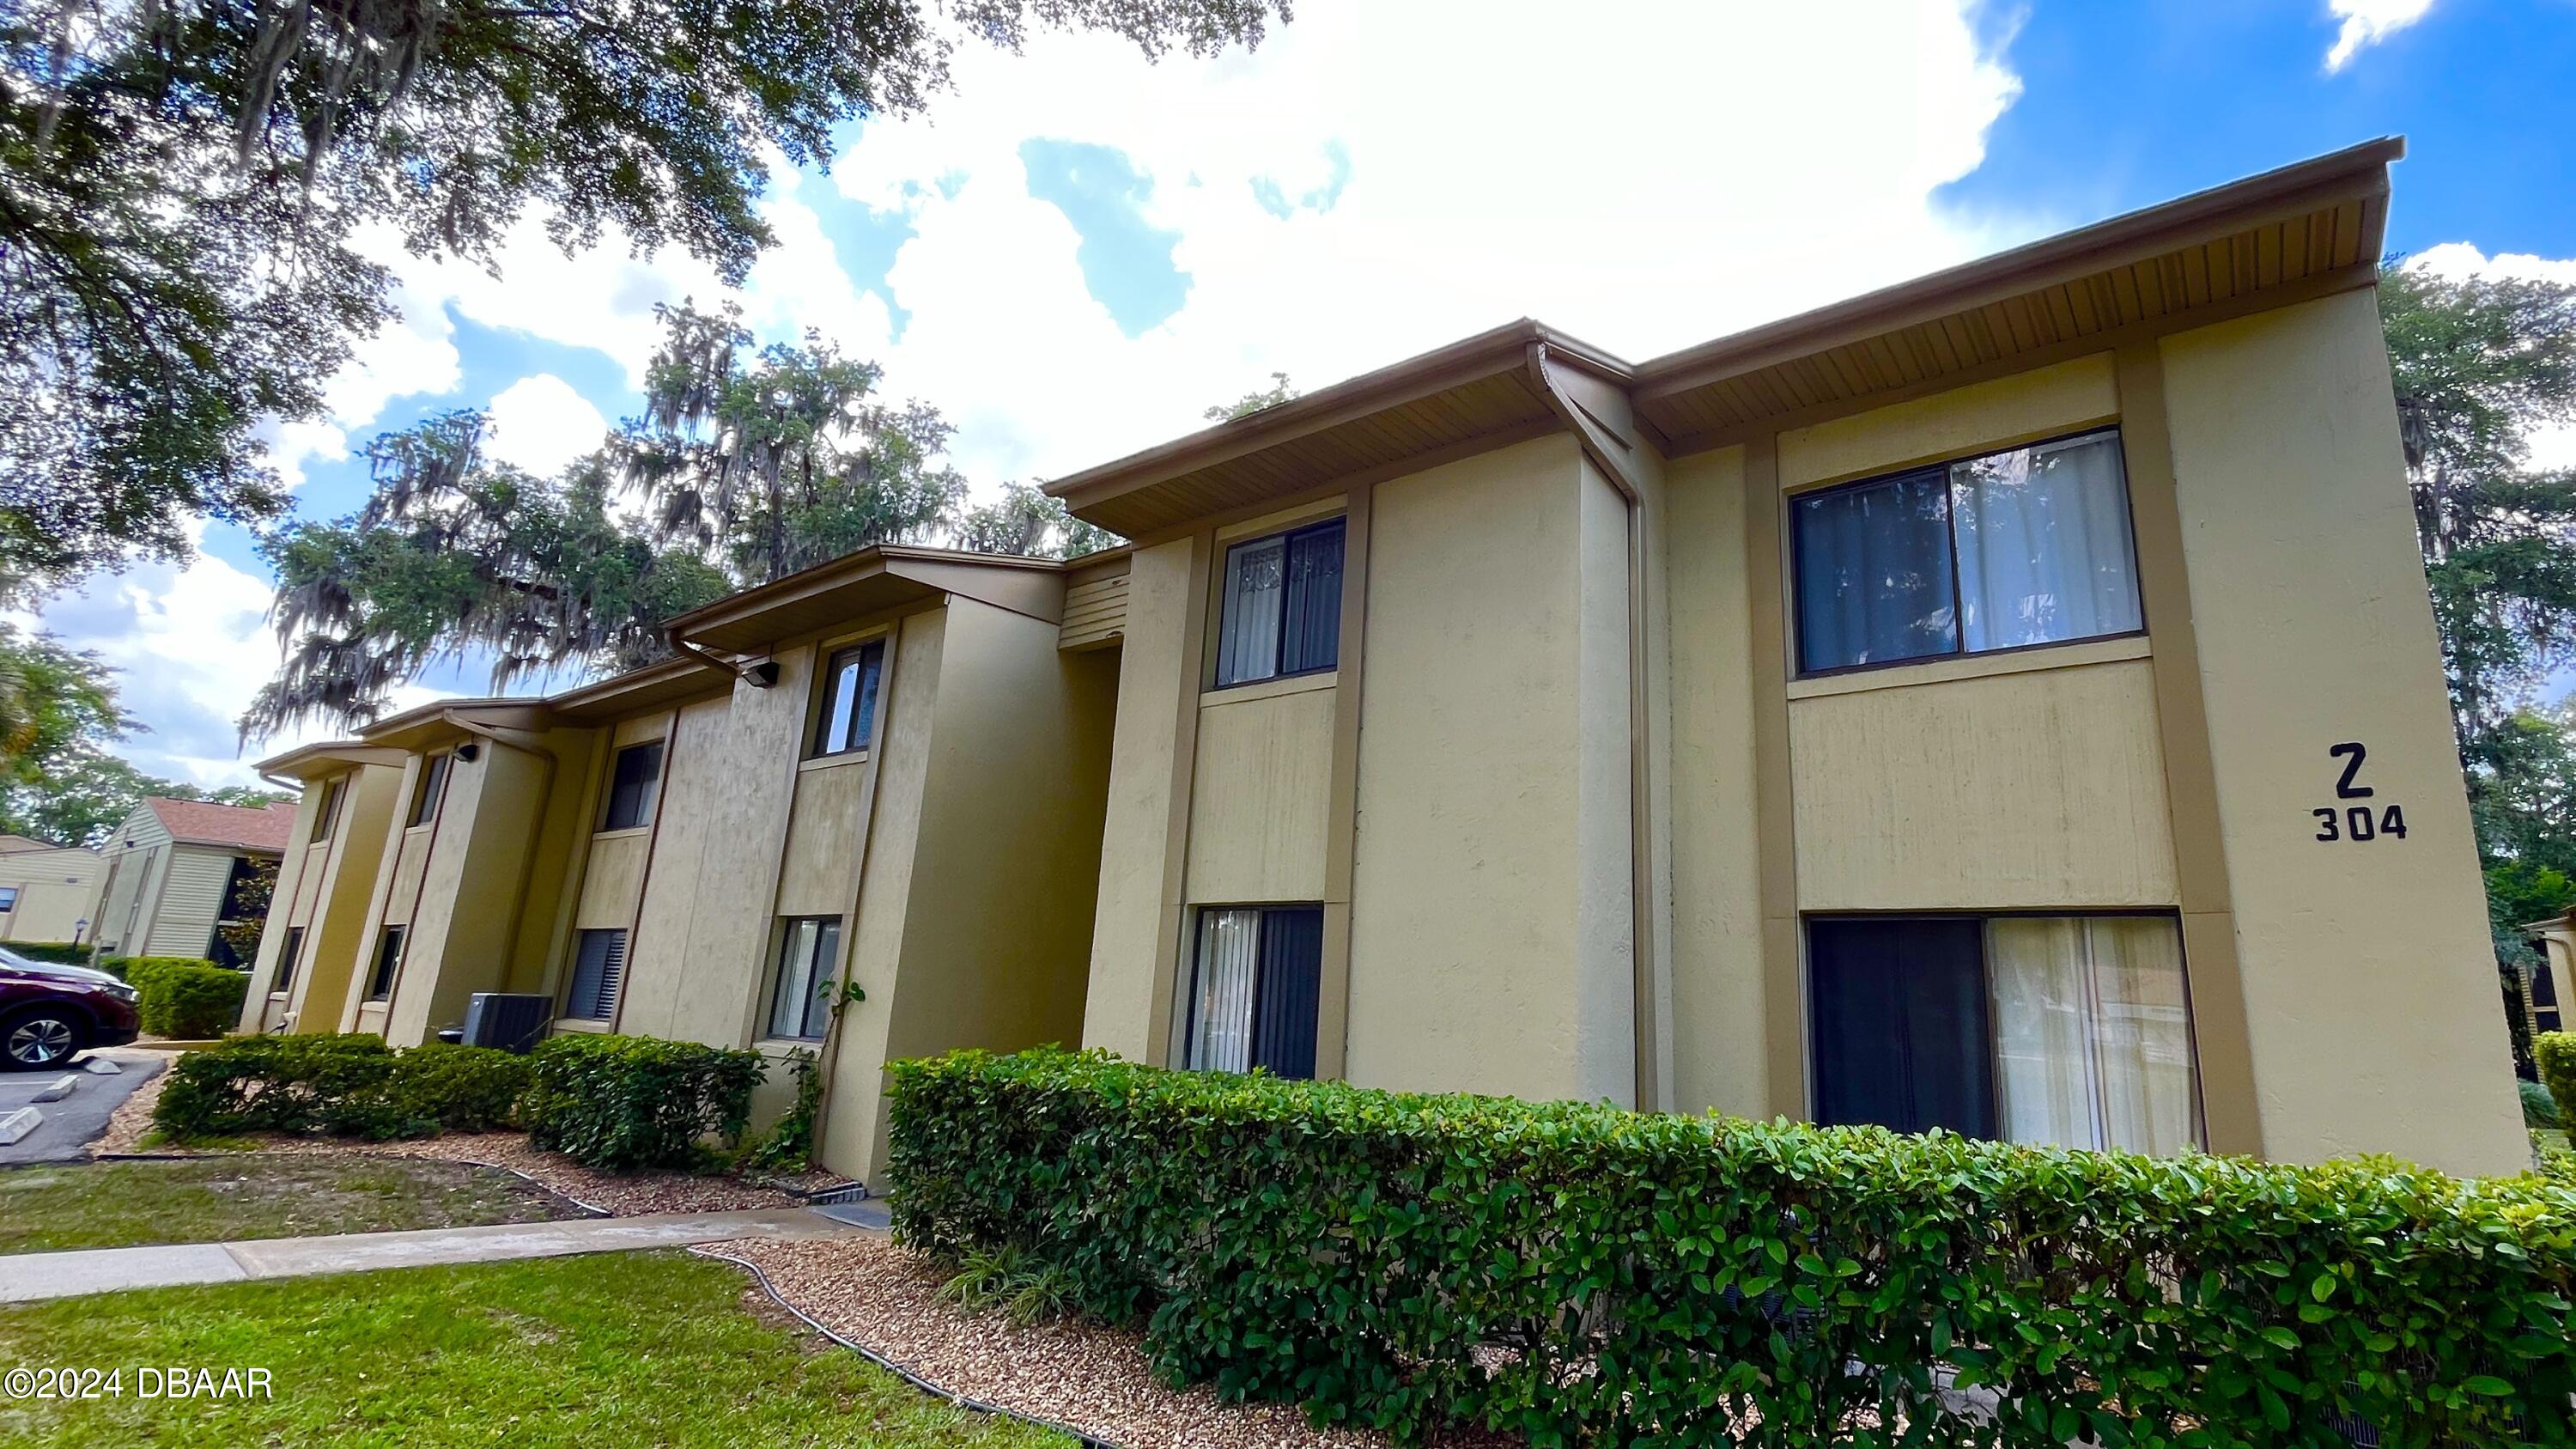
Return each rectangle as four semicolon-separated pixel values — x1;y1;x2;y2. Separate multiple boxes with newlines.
130;960;250;1037
521;1034;763;1171
0;941;99;965
2541;1033;2576;1138
152;1035;531;1142
2527;1076;2563;1129
889;1048;2576;1449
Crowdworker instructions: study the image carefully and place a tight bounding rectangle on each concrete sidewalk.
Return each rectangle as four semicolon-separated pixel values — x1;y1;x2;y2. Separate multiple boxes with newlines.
0;1208;870;1304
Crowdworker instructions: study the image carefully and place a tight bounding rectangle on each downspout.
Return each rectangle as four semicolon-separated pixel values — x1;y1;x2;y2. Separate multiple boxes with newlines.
1524;341;1664;1114
443;713;557;1008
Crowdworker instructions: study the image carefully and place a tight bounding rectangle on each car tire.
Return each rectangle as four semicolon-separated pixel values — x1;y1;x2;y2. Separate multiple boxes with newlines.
2;1008;85;1071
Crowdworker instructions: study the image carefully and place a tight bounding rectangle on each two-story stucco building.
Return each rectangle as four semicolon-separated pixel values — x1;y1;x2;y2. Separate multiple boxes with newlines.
245;138;2527;1180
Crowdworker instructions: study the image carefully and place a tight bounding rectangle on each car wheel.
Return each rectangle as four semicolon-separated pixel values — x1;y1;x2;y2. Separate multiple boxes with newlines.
2;1008;83;1070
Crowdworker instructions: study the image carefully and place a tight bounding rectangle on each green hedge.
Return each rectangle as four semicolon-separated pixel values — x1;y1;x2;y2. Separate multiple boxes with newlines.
0;941;98;965
2541;1034;2576;1140
888;1048;2576;1448
154;1034;531;1142
521;1034;763;1171
126;959;248;1037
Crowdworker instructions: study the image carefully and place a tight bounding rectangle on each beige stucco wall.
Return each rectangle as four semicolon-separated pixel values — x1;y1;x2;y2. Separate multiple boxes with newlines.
1345;435;1636;1105
0;845;101;943
2160;289;2524;1175
1080;539;1197;1062
617;693;736;1039
273;765;399;1034
1663;443;1771;1119
1184;679;1335;904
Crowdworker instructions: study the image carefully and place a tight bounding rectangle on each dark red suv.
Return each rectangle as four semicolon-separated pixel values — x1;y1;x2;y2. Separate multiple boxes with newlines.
0;947;141;1069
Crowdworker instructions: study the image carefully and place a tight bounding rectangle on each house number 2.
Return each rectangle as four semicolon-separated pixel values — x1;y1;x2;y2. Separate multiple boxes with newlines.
2312;742;2408;843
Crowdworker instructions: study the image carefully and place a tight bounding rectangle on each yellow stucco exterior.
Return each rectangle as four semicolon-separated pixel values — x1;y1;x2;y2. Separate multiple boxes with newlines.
247;141;2526;1183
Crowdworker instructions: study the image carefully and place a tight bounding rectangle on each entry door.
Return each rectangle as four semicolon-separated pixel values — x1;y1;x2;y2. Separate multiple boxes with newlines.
1807;917;1996;1139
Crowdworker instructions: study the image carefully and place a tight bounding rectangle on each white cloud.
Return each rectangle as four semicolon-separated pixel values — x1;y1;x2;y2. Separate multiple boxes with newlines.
2406;244;2576;472
2324;0;2438;72
485;374;611;476
261;235;465;487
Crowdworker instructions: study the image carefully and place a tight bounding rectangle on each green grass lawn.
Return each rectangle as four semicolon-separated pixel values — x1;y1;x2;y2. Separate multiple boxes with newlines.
0;1157;585;1254
0;1251;1072;1447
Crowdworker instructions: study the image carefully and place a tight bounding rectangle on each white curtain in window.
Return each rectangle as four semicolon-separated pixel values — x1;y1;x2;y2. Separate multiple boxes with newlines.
1987;916;2100;1150
2087;916;2200;1155
1216;537;1286;685
769;918;828;1040
1951;432;2142;653
1188;909;1260;1073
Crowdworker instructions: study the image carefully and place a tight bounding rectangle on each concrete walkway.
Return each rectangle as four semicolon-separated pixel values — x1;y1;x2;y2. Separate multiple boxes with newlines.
0;1208;870;1304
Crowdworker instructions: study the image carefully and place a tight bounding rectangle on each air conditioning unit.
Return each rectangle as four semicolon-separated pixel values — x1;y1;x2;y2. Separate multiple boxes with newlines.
459;993;555;1053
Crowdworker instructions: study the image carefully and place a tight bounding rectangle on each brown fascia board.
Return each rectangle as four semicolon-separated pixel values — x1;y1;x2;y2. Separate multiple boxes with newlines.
1042;319;1634;511
662;542;1084;658
544;654;731;722
1631;136;2404;400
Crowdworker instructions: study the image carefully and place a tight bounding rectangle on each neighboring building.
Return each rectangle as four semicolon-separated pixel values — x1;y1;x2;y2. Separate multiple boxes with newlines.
2522;915;2569;1040
0;835;106;944
245;138;2527;1181
94;799;297;967
247;547;1116;1176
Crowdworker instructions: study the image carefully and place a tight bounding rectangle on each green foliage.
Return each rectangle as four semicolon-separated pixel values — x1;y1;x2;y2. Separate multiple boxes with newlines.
522;1034;764;1171
739;1048;823;1174
2540;1035;2576;1142
935;1245;1078;1329
2524;1077;2562;1129
1203;370;1301;421
129;960;249;1038
3;0;1282;599
955;483;1123;560
152;1033;531;1142
891;1048;2576;1449
0;942;94;965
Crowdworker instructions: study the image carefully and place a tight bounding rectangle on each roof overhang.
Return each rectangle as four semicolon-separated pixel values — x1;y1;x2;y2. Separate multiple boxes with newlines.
252;741;412;778
1629;137;2403;452
663;544;1066;657
1043;320;1631;539
356;698;552;752
546;655;732;725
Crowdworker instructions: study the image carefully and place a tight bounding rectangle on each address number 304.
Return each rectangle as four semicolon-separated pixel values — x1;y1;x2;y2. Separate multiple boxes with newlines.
2312;741;2407;843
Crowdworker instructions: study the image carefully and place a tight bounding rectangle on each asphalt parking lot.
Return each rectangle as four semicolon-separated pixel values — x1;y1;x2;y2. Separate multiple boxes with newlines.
0;1049;165;1165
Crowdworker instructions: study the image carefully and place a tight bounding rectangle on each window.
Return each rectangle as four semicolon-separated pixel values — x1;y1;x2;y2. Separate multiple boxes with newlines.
1185;905;1324;1079
276;926;306;995
407;752;451;828
601;741;665;831
366;926;405;1002
1214;518;1344;688
766;916;843;1040
310;777;345;843
1791;429;2142;675
0;886;17;912
1807;913;2200;1155
811;642;884;758
563;928;628;1021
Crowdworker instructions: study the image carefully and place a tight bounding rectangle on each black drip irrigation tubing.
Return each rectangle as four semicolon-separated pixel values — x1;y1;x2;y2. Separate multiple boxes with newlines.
689;1244;1120;1449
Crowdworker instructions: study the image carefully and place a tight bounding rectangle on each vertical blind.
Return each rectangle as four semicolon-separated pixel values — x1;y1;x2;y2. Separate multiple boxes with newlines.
565;928;627;1021
1794;429;2140;673
769;916;841;1040
1187;905;1323;1079
1214;519;1345;686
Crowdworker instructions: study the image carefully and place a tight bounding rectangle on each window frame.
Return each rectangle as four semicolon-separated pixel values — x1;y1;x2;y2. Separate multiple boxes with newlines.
1181;902;1326;1080
562;927;629;1023
406;752;451;829
365;925;406;1002
309;776;345;844
808;641;886;760
1802;908;2204;1153
1788;427;2146;680
1210;515;1347;691
599;740;665;832
276;925;306;995
763;915;844;1042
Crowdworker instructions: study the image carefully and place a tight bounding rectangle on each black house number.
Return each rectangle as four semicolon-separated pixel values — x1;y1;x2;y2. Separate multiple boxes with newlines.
2313;742;2407;843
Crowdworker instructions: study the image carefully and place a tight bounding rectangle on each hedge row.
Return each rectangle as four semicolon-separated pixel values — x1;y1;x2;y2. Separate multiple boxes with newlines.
155;1032;762;1168
123;958;249;1037
1;941;96;965
888;1048;2576;1449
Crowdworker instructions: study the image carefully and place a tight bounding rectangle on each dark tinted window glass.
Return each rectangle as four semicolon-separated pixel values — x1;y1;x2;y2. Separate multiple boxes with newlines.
1807;917;1994;1139
811;643;884;756
276;926;305;994
408;753;450;827
1250;907;1323;1080
1215;519;1344;686
311;778;344;843
565;928;628;1021
602;741;665;831
1793;469;1956;673
2537;963;2561;1010
367;927;405;1002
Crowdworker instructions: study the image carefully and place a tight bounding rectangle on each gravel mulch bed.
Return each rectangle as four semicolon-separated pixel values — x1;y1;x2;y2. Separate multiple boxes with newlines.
90;1058;829;1216
713;1235;1522;1449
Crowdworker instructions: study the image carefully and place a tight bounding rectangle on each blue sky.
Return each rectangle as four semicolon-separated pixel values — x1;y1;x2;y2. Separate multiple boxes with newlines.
26;0;2576;787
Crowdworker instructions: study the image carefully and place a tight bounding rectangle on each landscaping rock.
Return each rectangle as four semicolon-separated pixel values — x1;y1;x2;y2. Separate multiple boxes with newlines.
0;1107;39;1145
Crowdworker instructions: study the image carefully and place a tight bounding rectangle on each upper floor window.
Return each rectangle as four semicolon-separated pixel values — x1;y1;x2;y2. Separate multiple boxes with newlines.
811;642;884;758
407;752;450;828
1214;517;1344;688
1790;429;2141;676
366;925;406;1002
601;741;665;831
310;776;345;843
